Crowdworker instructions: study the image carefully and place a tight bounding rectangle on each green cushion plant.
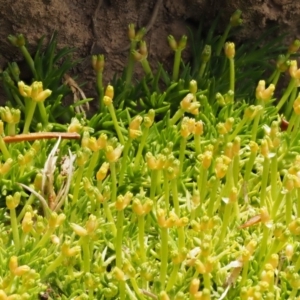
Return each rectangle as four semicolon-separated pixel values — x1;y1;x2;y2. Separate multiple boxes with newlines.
0;10;300;300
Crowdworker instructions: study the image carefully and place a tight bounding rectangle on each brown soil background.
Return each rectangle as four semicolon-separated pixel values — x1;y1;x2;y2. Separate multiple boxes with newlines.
0;0;300;106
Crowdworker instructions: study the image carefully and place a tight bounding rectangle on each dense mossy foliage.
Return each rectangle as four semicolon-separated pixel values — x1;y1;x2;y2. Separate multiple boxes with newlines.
1;10;300;300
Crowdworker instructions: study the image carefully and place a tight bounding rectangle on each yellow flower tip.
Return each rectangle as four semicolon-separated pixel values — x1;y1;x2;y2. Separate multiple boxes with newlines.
96;162;110;181
189;79;198;94
68;118;82;133
103;95;112;106
157;208;167;227
224;42;235;59
14;265;30;277
92;54;105;72
86;214;98;235
159;291;170;300
9;256;18;273
34;89;52;102
105;85;114;99
51;235;60;245
180;93;194;110
289;60;300;79
132;199;144;215
128;24;136;40
194;120;203;135
18;81;32;97
22;212;33;233
97;133;108;149
130;116;143;130
70;223;88;237
189;278;200;295
105;145;123;163
168;35;177;51
113;267;125;281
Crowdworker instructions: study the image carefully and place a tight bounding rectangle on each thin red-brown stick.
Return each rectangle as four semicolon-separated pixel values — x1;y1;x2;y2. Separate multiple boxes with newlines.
3;132;81;144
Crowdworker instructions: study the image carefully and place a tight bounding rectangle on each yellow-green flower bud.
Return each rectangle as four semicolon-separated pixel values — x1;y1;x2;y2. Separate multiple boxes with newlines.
92;54;105;72
128;24;135;40
86;214;98;235
8;34;25;47
22;212;33;234
68;118;82;133
189;80;197;94
0;158;13;175
224;42;235;59
96;162;110;181
178;35;187;51
201;45;211;63
70;223;88;237
144;109;155;128
288;39;300;54
105;145;123;163
230;10;243;27
189;278;200;295
113;267;125;281
289;60;300;79
168;35;177;51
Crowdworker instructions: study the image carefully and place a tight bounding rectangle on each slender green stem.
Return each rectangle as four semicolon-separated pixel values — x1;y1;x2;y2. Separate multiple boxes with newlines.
44;254;64;276
166;264;179;291
240;261;249;286
86;151;100;179
116;210;124;268
216;25;231;56
171;179;185;250
37;102;48;127
23;100;37;133
291;116;300;142
228;117;247;142
116;209;125;300
169;109;184;126
251;113;261;141
297;188;300;218
207;177;219;217
138;216;146;262
159;227;168;289
260;157;270;207
134;127;149;171
270;155;278;203
276;78;296;112
178;137;187;178
198;62;207;79
72;166;84;204
285;86;297;118
228;58;235;92
20;45;38;79
271;69;281;86
119;138;132;186
218;203;233;248
286;192;292;225
258;224;270;263
81;235;91;272
141;59;153;79
110;162;117;204
125;41;137;88
287;112;297;134
163;171;170;210
203;273;211;291
97;72;104;112
0;136;11;160
271;190;285;219
107;104;125;145
10;208;20;252
172;50;182;82
194;134;202;156
7;123;16;136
